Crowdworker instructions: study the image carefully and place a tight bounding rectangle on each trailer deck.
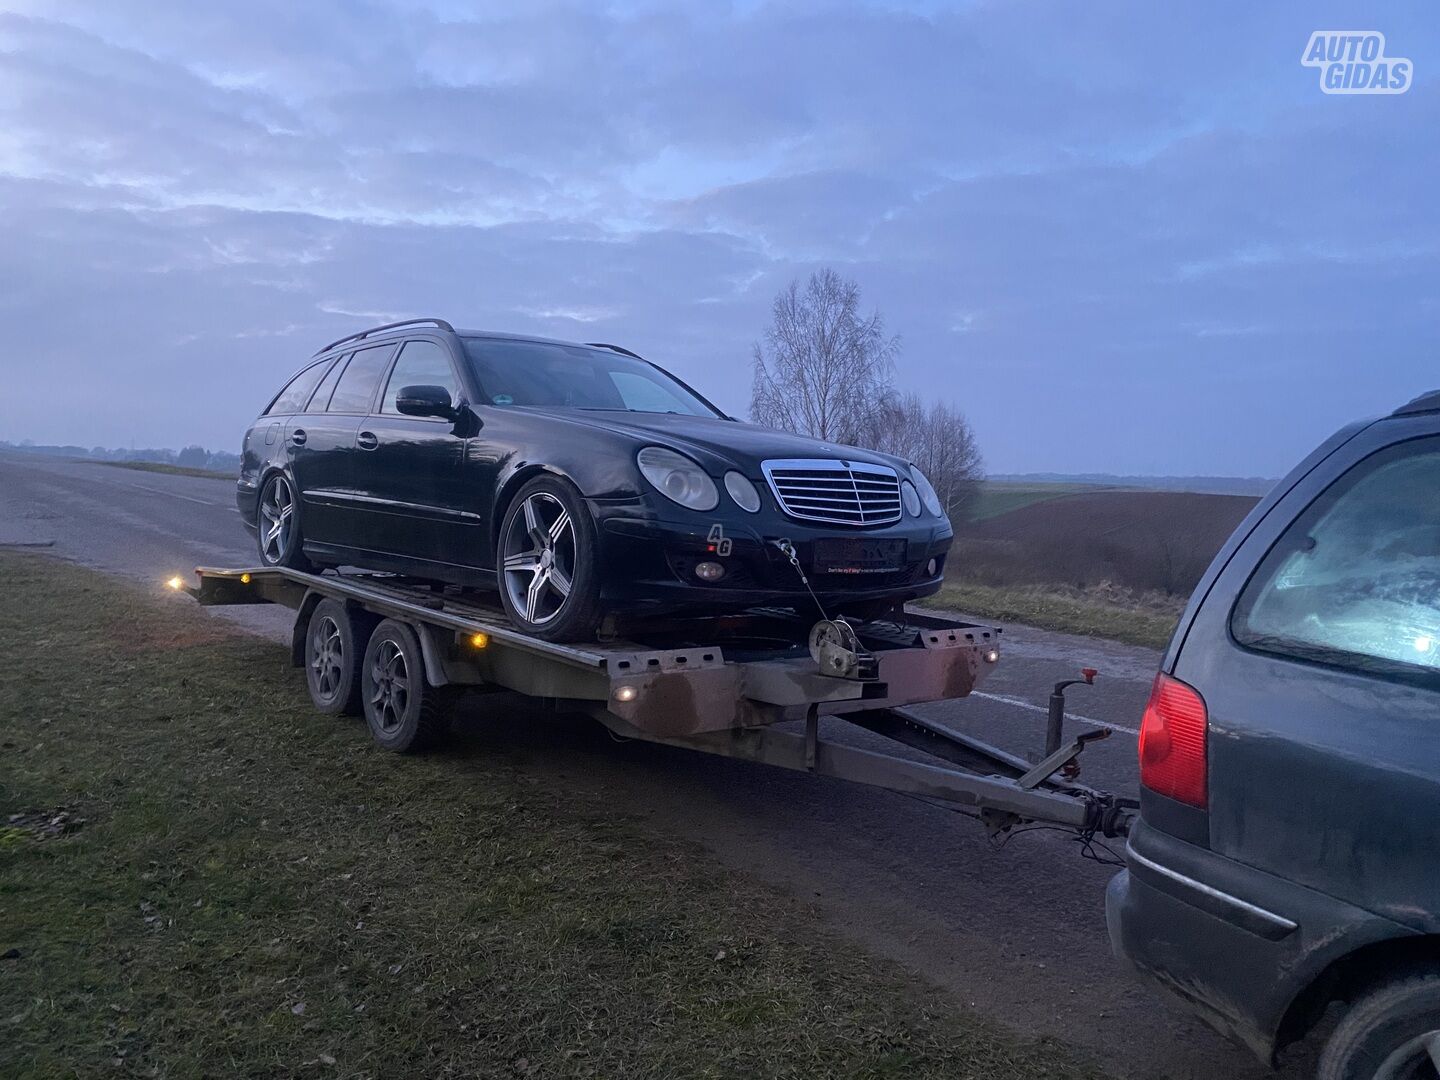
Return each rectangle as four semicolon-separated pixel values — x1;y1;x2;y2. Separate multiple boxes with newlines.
178;565;1135;840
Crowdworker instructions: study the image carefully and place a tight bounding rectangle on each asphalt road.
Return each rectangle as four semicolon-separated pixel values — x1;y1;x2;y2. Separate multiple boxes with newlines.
0;453;1299;1079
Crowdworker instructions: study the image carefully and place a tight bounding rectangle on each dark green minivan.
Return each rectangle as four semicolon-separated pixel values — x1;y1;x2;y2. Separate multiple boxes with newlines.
1109;390;1440;1080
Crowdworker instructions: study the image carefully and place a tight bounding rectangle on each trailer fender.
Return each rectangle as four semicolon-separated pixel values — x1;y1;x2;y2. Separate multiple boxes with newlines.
413;622;451;688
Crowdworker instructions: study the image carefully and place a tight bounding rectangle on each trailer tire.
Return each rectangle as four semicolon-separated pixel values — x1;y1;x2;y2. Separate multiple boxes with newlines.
360;619;454;752
1317;969;1440;1080
304;599;375;717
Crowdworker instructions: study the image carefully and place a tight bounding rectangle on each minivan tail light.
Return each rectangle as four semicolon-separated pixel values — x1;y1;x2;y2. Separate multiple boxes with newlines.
1138;673;1208;808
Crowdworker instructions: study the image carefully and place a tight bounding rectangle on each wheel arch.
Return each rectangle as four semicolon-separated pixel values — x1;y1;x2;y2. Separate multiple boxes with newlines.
1276;932;1440;1055
491;463;584;551
291;590;379;668
254;463;295;520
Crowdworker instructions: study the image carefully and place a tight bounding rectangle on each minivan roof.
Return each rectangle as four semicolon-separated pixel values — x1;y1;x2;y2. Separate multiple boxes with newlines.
1392;389;1440;417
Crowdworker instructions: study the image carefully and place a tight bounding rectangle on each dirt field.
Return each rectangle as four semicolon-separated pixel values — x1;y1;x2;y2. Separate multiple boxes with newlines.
952;487;1260;596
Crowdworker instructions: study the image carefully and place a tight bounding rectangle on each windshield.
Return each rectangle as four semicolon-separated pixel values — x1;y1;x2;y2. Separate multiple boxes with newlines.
461;338;721;417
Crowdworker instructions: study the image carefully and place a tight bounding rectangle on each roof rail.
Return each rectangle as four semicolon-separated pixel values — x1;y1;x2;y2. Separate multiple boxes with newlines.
1392;389;1440;417
586;342;645;361
314;317;455;357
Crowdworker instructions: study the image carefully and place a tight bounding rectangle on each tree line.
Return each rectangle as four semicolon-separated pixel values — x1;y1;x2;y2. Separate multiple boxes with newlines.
749;268;982;517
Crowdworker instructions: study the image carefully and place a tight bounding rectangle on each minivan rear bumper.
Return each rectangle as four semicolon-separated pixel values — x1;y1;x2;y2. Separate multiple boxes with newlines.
1107;820;1411;1065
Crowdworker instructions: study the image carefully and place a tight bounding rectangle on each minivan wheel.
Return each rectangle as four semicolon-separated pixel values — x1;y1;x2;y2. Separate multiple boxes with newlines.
304;599;375;716
257;472;313;571
360;619;454;752
1318;971;1440;1080
497;475;602;642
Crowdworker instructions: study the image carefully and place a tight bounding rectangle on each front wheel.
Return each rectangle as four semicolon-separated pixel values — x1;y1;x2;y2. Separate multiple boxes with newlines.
256;472;313;571
1319;971;1440;1080
496;475;602;642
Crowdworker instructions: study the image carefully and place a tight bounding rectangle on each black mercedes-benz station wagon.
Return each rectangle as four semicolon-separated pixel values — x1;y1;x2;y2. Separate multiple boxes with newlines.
238;318;953;640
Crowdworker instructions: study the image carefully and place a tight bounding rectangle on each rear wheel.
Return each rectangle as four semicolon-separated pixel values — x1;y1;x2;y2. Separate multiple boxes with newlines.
834;598;904;624
257;472;313;571
303;599;374;716
497;476;602;642
1319;971;1440;1080
360;619;453;752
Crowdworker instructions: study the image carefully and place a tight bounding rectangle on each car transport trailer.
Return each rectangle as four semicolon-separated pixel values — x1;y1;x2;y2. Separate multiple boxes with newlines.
172;565;1136;842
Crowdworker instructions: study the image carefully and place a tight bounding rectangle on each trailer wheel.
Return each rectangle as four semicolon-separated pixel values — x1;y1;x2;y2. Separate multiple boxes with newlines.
360;619;453;752
1318;970;1440;1080
304;599;374;716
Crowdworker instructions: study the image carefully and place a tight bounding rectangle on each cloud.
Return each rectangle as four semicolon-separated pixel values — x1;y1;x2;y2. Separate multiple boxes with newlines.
0;1;1436;475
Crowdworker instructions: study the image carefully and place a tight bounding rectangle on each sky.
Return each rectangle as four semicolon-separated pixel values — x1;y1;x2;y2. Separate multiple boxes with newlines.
1;1;1436;476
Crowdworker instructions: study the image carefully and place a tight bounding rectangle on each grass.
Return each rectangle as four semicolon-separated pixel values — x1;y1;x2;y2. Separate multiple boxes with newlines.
0;552;1108;1080
921;582;1184;650
94;460;233;480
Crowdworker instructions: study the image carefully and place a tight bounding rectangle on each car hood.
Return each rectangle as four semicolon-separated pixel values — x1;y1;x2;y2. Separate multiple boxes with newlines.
522;408;908;475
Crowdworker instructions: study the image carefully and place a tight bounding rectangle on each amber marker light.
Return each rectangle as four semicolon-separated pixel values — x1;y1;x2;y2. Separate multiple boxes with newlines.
469;632;489;649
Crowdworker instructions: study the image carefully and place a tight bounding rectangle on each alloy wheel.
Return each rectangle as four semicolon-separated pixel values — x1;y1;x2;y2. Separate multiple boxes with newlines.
368;639;408;732
260;475;294;563
1375;1031;1440;1080
309;614;343;700
501;492;575;625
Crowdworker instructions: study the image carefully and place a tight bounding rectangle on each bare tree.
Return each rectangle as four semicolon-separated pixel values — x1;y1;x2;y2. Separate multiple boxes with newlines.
750;269;898;445
863;393;984;516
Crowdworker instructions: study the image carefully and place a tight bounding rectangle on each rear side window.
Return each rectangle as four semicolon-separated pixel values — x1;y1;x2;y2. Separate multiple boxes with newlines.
265;361;329;416
327;344;396;414
1233;435;1440;685
381;340;459;414
307;353;348;412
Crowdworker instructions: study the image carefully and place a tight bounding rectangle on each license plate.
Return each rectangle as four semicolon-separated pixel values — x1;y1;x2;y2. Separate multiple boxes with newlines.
812;538;907;574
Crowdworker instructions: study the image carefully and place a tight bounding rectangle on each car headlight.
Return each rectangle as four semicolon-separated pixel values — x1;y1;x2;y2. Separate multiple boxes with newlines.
724;471;761;512
910;467;944;517
637;447;719;511
900;480;921;517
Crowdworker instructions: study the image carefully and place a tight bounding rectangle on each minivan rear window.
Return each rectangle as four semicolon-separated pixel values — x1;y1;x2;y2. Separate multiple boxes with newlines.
1233;435;1440;687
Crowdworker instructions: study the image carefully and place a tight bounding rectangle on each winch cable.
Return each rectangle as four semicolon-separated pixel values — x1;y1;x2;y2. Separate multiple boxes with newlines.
773;539;831;621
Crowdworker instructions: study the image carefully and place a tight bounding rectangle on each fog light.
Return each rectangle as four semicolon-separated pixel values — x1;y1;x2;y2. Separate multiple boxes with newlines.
926;558;937;576
695;561;726;582
614;685;639;703
984;648;1000;664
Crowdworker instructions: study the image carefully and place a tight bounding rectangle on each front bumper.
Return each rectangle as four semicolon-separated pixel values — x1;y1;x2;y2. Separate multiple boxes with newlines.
590;497;952;616
1106;820;1412;1064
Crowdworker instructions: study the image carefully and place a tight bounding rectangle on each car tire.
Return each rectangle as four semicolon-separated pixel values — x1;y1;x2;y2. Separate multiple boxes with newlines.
1318;970;1440;1080
304;598;375;716
256;471;314;571
835;598;904;624
360;619;454;752
496;475;603;642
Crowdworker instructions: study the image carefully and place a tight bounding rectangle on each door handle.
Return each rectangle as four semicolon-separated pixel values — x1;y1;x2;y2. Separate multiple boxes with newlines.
356;431;379;450
290;429;307;446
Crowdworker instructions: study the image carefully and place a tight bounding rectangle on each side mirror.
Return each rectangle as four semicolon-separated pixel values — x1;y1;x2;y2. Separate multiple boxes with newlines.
395;384;455;420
